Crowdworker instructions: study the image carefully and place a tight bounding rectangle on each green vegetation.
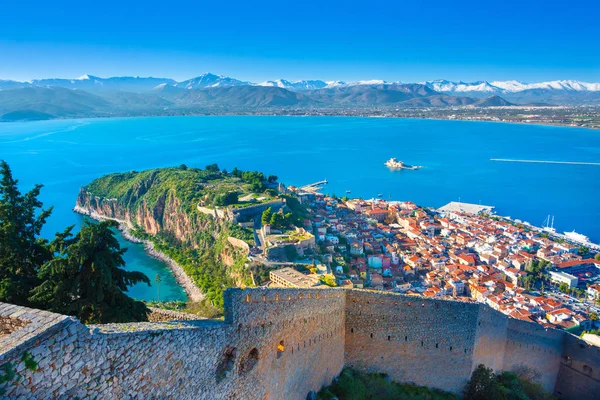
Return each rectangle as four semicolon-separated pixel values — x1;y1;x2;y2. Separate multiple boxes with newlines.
83;166;283;310
317;368;457;400
134;220;251;309
29;220;150;323
0;161;149;323
320;274;337;287
20;352;37;372
0;363;15;395
464;364;556;400
523;259;550;289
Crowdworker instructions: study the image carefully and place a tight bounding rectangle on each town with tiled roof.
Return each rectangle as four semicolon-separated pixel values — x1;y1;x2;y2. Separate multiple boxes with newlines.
266;189;600;333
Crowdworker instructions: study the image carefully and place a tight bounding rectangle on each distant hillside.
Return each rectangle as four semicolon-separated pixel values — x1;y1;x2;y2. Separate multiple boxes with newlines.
0;87;111;118
0;82;516;121
173;85;316;107
473;95;514;107
0;110;55;122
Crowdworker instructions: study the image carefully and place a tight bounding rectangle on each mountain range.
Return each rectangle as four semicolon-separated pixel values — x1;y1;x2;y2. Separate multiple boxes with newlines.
1;73;599;121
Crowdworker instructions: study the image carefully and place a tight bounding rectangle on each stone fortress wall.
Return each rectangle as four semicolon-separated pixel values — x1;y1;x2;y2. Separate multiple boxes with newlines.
1;289;599;399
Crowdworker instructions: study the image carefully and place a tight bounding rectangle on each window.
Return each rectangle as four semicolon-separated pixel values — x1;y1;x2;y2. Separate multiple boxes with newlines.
277;341;285;358
239;348;259;375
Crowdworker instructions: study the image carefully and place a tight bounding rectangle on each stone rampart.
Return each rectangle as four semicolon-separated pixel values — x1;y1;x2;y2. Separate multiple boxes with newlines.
1;289;599;399
344;290;480;393
232;200;285;222
0;288;345;400
554;333;600;400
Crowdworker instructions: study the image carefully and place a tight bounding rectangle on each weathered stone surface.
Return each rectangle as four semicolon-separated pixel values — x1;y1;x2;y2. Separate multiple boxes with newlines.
0;289;598;400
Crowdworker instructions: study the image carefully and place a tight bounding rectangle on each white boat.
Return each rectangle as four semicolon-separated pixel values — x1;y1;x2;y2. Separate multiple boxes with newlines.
564;230;590;244
384;158;422;170
542;215;556;234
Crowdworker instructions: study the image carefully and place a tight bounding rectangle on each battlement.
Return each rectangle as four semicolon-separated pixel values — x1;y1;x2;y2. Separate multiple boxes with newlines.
0;289;598;399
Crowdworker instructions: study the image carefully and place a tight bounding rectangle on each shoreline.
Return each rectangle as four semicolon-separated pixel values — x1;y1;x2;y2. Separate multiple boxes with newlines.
73;205;204;303
2;113;598;131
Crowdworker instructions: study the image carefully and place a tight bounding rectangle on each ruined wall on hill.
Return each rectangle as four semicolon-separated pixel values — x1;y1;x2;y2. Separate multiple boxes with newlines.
554;333;600;400
0;288;345;400
344;291;478;393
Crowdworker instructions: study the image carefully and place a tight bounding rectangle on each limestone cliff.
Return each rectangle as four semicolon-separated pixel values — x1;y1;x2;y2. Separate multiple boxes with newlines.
74;167;255;307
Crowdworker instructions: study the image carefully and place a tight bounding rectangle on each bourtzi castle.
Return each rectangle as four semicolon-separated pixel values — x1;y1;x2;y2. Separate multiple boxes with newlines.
1;288;599;399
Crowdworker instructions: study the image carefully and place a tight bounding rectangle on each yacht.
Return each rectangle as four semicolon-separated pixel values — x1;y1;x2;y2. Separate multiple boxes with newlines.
542;215;556;234
564;230;590;245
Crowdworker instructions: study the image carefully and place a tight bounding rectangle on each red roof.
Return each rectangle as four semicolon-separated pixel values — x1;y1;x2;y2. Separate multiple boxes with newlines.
556;258;599;269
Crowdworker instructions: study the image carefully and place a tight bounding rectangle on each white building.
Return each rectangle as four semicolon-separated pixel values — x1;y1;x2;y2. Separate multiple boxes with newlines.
549;271;578;289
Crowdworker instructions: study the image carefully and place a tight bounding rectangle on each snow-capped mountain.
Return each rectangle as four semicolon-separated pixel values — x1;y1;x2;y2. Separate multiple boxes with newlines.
424;80;499;93
176;73;250;89
257;79;328;90
323;80;401;88
426;79;600;94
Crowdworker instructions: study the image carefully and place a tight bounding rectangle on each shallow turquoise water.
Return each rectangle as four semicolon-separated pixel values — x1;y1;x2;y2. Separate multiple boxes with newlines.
1;116;599;300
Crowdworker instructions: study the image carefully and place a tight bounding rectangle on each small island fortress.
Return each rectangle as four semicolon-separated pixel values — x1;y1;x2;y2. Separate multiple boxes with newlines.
384;158;422;170
1;288;599;399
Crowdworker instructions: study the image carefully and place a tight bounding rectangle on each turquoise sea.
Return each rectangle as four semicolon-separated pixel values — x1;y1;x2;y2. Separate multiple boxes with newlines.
1;116;599;301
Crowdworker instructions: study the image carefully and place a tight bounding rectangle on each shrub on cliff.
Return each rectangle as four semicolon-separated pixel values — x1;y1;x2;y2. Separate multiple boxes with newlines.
317;368;457;400
464;364;556;400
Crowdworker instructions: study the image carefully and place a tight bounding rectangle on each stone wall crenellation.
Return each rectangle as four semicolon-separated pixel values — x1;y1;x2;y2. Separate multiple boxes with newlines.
0;289;598;399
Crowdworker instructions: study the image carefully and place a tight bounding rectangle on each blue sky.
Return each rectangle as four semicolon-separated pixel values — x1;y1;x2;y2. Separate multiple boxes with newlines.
1;0;599;83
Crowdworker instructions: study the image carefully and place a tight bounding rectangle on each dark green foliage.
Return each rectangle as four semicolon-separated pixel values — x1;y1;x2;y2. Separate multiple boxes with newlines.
464;364;556;400
214;191;238;206
0;161;153;323
464;364;504;400
21;352;37;372
267;175;278;183
0;362;15;395
205;163;220;173
0;160;53;305
317;368;457;400
29;220;150;323
241;171;266;191
179;164;188;170
284;245;298;261
261;207;272;225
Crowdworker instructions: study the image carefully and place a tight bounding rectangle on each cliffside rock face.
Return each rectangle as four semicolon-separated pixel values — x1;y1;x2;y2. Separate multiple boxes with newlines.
76;187;198;244
74;168;254;305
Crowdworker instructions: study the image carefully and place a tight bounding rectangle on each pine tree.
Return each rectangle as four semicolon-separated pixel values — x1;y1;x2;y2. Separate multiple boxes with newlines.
30;220;150;323
0;160;53;305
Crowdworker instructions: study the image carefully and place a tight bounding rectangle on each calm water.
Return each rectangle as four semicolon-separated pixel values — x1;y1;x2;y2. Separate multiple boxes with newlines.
1;116;599;300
